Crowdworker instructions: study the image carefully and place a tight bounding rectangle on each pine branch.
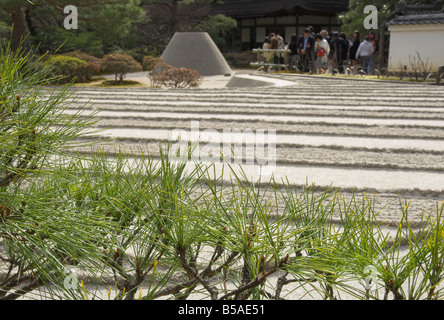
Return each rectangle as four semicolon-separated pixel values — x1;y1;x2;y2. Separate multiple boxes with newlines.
218;254;290;301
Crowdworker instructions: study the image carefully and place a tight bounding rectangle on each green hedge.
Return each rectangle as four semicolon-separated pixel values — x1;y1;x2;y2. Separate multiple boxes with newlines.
47;55;89;83
62;51;103;80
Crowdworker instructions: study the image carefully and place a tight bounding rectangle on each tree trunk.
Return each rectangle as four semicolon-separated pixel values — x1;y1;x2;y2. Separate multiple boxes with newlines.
25;7;37;37
378;27;385;70
102;40;109;55
169;0;178;35
11;5;27;53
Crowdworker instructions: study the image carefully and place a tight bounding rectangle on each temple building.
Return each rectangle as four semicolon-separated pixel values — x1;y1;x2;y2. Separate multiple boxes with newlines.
212;0;349;51
387;3;444;72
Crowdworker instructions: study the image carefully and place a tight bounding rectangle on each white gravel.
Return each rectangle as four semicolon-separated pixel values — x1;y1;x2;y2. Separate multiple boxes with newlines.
70;72;444;224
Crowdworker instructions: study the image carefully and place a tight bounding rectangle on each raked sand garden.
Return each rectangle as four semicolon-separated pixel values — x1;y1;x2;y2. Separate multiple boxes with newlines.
71;71;444;227
3;68;444;301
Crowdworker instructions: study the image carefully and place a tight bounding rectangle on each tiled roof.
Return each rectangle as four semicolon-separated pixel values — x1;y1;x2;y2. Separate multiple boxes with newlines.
388;4;444;26
401;4;443;15
388;13;444;25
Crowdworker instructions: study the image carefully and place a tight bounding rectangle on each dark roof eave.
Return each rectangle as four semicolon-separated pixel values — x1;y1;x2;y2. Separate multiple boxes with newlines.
213;9;341;19
388;13;444;26
211;1;348;19
388;21;444;26
388;3;444;26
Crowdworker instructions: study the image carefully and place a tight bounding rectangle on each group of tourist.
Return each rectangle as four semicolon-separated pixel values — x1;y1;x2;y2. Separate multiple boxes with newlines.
262;27;379;75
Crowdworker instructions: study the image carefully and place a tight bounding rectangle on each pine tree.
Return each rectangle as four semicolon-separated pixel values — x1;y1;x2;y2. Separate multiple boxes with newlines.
139;0;234;54
0;0;144;53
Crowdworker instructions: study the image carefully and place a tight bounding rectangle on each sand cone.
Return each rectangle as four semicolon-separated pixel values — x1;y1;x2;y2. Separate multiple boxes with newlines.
161;32;232;76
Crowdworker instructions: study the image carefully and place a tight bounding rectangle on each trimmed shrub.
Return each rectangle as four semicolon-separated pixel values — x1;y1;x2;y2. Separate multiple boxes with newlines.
102;53;142;83
142;55;163;72
63;51;103;80
47;55;89;83
144;57;202;89
150;66;202;89
148;61;172;88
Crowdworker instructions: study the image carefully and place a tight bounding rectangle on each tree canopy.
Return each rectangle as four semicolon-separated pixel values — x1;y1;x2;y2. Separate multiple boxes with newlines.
136;0;235;55
0;0;235;56
0;0;145;54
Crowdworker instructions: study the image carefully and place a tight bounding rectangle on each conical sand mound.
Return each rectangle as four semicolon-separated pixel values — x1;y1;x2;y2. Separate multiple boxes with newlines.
161;32;232;76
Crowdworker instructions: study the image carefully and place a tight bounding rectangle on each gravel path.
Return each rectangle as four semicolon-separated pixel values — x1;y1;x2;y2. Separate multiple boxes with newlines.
69;73;444;226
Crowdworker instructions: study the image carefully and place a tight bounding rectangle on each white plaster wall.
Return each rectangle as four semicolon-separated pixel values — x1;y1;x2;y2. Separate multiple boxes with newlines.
388;24;444;72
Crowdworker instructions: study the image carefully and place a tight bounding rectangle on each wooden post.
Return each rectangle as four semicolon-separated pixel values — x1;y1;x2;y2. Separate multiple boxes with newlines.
438;66;444;85
378;27;385;71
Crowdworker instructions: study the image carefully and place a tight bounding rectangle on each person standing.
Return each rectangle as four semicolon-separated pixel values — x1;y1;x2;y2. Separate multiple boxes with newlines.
308;26;316;39
349;30;360;75
298;28;315;73
355;35;374;75
320;30;331;46
335;32;348;74
328;32;338;74
368;31;379;75
321;30;331;72
263;36;271;51
340;33;349;69
288;33;298;68
270;33;279;64
276;33;285;64
315;34;330;74
261;36;272;71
